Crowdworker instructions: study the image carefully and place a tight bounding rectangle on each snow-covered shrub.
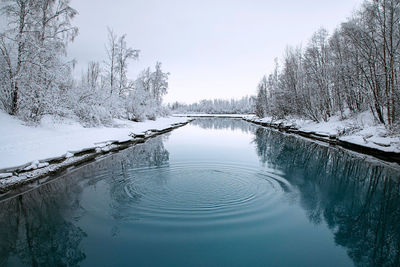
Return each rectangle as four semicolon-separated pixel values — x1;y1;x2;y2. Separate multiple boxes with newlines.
73;104;113;127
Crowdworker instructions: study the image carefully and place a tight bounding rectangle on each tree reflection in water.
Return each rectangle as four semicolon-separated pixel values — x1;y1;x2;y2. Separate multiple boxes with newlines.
191;118;257;133
107;135;170;223
0;135;170;266
0;177;87;266
254;127;400;267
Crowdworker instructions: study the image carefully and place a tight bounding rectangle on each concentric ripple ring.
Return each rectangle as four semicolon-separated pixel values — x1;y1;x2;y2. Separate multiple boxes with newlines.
107;161;293;228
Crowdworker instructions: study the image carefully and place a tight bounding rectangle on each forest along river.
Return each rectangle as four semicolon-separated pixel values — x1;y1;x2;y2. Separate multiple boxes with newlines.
0;118;399;267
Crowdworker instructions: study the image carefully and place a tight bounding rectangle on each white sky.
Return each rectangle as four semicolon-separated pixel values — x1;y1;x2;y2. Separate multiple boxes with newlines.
68;0;363;104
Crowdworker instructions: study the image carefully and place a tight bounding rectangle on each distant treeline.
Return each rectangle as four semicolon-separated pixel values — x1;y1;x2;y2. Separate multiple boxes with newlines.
170;96;255;114
255;0;400;129
0;0;169;125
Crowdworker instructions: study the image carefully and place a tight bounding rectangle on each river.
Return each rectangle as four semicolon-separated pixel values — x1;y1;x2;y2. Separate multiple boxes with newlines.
0;118;399;266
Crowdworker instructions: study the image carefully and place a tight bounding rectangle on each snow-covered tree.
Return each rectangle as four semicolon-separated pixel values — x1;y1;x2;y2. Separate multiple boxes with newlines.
125;63;169;121
150;62;169;105
171;96;255;114
0;2;171;125
254;0;400;129
0;0;78;121
115;33;139;96
104;28;139;96
0;0;35;115
255;76;268;117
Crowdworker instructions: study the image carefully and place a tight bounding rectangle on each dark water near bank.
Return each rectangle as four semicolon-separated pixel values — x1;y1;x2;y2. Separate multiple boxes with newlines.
0;118;399;267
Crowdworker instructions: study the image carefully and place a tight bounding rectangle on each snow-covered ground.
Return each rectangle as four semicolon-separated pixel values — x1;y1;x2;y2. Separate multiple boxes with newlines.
1;110;399;172
173;114;252;118
0;111;190;170
245;112;400;153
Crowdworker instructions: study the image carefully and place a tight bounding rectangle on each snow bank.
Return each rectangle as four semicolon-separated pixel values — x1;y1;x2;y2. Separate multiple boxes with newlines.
0;111;190;170
173;114;252;118
244;112;400;154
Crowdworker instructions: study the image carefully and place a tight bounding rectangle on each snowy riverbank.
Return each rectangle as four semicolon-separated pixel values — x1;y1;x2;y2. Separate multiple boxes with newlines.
174;112;400;162
0;112;191;193
0;111;190;171
243;113;400;163
173;113;250;118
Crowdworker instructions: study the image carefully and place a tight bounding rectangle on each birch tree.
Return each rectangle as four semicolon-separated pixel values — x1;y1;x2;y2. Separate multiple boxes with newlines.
255;0;400;129
104;28;139;96
0;0;77;121
150;62;169;105
0;0;34;115
116;34;139;95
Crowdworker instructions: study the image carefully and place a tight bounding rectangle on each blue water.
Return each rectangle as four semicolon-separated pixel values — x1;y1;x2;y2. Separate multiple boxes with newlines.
0;118;399;266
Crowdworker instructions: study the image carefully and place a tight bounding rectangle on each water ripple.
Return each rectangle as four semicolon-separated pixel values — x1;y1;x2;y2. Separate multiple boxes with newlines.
109;162;294;228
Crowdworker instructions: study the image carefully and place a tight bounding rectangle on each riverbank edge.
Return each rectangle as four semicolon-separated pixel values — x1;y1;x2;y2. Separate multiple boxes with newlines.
0;120;193;194
243;117;400;165
173;114;247;118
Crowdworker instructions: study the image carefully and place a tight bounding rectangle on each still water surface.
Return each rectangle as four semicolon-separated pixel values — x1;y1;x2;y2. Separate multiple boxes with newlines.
0;119;399;266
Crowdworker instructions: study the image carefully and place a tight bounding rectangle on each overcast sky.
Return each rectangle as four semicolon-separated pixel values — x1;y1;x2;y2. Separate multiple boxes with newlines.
68;0;363;104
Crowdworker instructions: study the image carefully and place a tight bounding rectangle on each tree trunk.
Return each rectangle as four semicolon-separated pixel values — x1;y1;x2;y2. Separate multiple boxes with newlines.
11;83;19;115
